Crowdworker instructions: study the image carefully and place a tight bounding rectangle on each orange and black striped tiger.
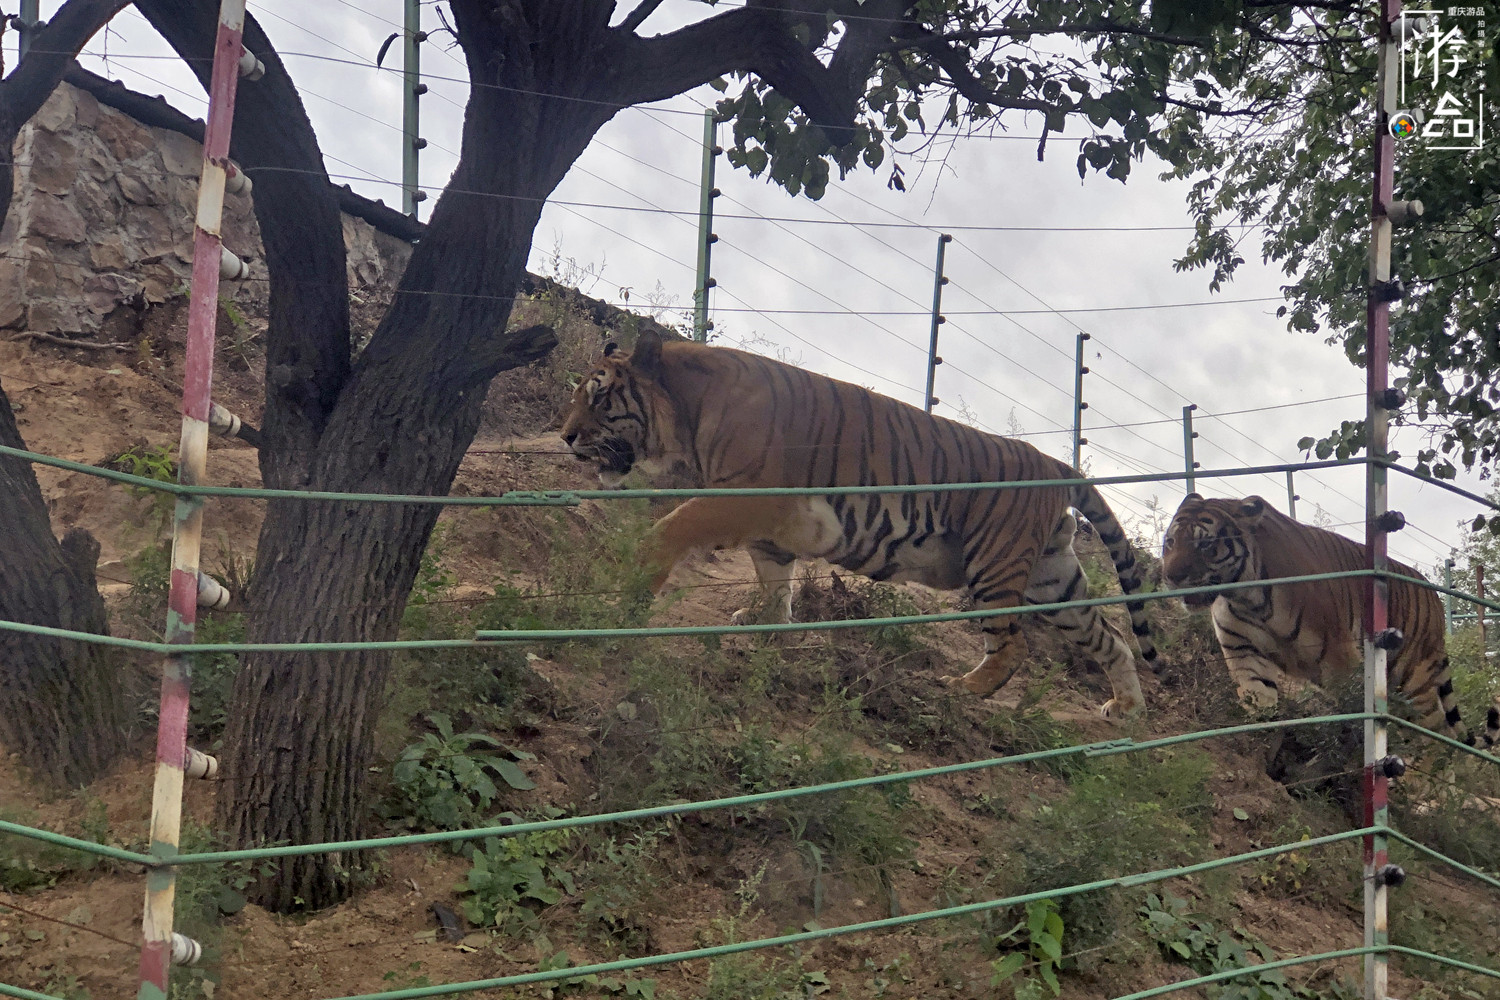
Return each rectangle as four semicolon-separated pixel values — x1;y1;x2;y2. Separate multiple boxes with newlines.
559;330;1158;718
1161;492;1499;747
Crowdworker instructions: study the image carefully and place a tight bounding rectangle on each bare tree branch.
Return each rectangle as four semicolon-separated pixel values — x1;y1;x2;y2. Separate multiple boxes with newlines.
618;0;664;34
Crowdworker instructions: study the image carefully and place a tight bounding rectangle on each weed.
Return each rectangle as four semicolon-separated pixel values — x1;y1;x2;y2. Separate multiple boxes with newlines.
106;443;177;535
381;963;433;991
997;747;1214;949
699;870;813;1000
983;698;1087;781
457;823;575;935
532;948;658;998
990;898;1066;999
575;825;670;955
382;712;536;833
1140;892;1360;1000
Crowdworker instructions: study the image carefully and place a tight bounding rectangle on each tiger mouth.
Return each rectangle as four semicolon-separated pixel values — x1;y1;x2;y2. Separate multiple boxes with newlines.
593;438;635;477
1165;576;1219;608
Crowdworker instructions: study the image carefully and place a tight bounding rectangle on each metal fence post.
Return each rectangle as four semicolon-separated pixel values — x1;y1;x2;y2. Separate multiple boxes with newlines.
1286;470;1299;519
924;234;952;414
135;3;251;995
692;110;720;342
401;0;426;218
1073;332;1090;468
1182;404;1199;494
1362;5;1402;999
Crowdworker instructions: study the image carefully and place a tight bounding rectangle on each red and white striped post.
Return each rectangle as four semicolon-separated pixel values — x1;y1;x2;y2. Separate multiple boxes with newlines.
1363;2;1401;999
137;2;253;997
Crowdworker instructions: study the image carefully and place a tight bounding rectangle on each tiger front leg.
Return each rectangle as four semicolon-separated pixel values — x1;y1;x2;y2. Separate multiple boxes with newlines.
942;615;1031;697
1223;651;1283;715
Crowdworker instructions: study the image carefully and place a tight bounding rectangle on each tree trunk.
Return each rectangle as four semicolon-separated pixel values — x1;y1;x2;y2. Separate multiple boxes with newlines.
210;1;604;910
0;0;135;789
0;384;128;787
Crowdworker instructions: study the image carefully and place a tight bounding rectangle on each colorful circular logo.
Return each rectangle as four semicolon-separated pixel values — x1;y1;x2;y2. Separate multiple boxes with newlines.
1390;112;1418;140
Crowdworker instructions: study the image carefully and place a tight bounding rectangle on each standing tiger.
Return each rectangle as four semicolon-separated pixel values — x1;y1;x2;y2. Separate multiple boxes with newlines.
1161;492;1499;747
558;330;1158;719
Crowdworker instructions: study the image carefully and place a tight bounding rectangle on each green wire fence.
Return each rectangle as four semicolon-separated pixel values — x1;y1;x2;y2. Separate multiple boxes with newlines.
1;449;1497;1000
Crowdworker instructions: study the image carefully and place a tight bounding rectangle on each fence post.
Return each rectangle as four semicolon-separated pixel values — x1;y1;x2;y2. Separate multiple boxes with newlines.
692;110;720;342
1443;556;1455;634
1073;332;1090;468
136;3;250;996
1182;404;1199;494
15;0;39;59
924;233;952;414
401;0;426;218
1478;562;1487;653
1362;5;1401;1000
1286;471;1299;519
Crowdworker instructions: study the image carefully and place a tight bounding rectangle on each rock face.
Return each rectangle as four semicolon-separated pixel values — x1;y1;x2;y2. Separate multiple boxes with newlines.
2;83;412;342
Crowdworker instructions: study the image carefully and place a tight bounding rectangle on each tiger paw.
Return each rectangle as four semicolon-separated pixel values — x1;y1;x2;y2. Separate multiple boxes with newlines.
1099;697;1144;721
730;607;756;626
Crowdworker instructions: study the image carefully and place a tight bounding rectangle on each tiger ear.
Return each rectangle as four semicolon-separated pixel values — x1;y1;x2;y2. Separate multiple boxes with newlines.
1239;496;1267;524
603;341;620;357
632;329;663;376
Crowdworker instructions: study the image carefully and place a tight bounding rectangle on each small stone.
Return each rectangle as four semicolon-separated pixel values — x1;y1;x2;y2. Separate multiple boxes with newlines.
118;173;161;206
33;88;76;133
94;110;154;162
158;129;203;177
25;193;88;244
27;130;80;194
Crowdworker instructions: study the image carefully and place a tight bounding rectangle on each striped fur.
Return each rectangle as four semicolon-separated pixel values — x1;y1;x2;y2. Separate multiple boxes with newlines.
1161;493;1497;747
559;331;1159;718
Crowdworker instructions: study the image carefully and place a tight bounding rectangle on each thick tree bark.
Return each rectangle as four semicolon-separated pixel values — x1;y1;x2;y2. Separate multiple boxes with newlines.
0;390;128;787
0;0;132;788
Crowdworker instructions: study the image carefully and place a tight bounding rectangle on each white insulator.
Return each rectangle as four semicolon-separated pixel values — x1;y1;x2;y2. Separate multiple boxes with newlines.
208;402;242;438
219;246;249;281
237;48;265;81
1388;200;1424;225
185;747;219;780
170;933;203;965
196;571;231;610
1397;15;1428;42
224;161;252;197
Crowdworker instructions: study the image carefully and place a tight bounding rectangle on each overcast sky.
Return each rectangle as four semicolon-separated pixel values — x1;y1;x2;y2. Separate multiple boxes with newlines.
9;1;1491;574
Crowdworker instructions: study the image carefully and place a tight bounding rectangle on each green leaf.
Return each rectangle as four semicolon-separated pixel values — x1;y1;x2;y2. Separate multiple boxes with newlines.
1039;961;1060;995
1233;807;1250;821
1037;933;1063;962
991;953;1027;982
492;758;536;791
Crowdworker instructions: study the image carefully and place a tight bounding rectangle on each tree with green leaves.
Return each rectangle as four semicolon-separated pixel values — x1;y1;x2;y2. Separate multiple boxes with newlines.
3;0;1352;910
1164;4;1499;481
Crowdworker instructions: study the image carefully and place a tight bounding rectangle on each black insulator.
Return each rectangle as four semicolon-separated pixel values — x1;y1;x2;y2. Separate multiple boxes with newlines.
1373;510;1406;533
1375;864;1406;888
1379;755;1407;779
1373;628;1405;651
1377;387;1407;410
1372;277;1405;303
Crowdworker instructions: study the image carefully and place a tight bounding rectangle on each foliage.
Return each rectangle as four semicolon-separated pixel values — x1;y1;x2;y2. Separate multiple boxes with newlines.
457;825;575;934
532;949;658;1000
999;748;1214;948
983;698;1088;781
1446;484;1500;598
384;712;536;833
1163;6;1500;476
1140;892;1359;1000
991;898;1067;999
106;443;177;533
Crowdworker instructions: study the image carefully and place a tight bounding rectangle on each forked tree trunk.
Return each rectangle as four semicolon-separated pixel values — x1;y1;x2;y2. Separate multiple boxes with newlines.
204;9;602;909
0;388;128;787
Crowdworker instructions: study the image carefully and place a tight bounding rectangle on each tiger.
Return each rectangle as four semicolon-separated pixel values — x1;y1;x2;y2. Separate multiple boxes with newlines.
1161;492;1499;748
558;330;1159;719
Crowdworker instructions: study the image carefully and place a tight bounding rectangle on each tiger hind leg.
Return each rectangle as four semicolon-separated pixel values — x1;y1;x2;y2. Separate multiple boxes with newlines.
1023;514;1144;719
943;612;1031;698
731;542;798;625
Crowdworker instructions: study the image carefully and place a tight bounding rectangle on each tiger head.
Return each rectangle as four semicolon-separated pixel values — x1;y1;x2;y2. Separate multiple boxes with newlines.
1160;493;1267;608
559;330;674;488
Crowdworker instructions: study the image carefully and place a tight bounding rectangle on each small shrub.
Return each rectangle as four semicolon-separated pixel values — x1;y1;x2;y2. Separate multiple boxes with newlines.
1140;892;1359;1000
991;898;1066;999
383;712;536;833
998;747;1214;949
457;826;575;934
983;700;1087;781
